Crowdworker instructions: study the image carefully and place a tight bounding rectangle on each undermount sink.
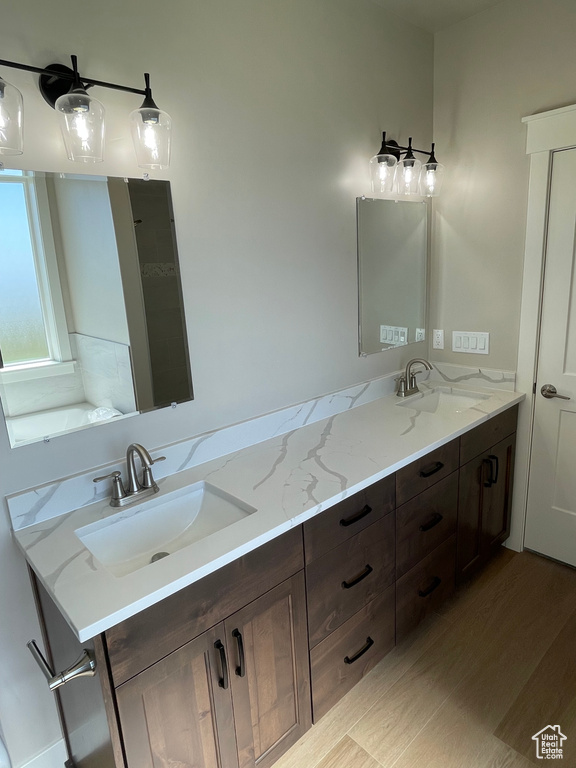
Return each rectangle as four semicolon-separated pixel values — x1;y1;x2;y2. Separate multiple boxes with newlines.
75;482;257;578
397;386;490;416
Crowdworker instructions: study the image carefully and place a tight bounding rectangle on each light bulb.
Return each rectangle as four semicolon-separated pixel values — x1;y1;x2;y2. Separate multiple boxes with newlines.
130;105;171;170
396;157;421;195
369;154;397;194
55;88;105;163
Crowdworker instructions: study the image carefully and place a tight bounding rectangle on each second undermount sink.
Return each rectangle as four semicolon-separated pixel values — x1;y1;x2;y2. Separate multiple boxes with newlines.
397;385;490;416
75;482;257;578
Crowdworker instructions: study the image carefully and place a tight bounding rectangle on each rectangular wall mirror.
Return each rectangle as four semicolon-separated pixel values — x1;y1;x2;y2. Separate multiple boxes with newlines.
0;169;193;447
357;197;428;356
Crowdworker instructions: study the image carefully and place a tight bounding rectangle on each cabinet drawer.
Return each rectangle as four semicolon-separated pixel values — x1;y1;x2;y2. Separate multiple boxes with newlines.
396;472;458;578
106;527;304;687
310;585;395;722
460;405;518;465
306;513;395;648
396;439;459;506
396;535;456;640
303;475;395;564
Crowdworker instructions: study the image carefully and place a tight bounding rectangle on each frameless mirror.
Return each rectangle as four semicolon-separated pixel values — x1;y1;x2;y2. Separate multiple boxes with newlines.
0;169;193;447
357;197;428;355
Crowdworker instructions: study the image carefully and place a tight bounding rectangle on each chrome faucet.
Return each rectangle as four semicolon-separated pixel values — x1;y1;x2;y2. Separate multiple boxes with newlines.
93;443;166;507
396;358;433;397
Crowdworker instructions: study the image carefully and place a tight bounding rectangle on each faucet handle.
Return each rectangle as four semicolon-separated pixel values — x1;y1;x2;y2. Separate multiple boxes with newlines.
141;456;166;490
93;471;127;503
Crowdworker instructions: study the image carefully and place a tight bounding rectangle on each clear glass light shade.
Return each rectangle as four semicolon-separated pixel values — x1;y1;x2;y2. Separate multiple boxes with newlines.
369;154;397;194
0;76;24;155
130;107;172;169
396;157;422;195
55;89;105;163
420;162;445;197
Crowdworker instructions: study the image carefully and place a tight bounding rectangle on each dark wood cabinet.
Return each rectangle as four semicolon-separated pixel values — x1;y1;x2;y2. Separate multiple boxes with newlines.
116;572;310;768
457;431;516;582
116;623;239;768
225;573;311;768
33;405;519;768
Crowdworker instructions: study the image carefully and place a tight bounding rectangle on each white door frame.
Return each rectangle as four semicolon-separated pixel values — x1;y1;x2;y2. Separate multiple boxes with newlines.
509;104;576;552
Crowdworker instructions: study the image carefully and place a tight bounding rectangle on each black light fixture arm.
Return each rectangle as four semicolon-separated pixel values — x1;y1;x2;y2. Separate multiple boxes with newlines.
0;55;149;107
377;131;437;162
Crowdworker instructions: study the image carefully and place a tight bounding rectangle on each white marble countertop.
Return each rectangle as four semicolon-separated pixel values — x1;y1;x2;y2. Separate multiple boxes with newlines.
13;381;524;641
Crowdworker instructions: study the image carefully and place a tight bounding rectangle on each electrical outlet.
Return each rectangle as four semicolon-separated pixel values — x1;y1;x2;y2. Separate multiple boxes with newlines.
433;329;444;349
415;328;425;342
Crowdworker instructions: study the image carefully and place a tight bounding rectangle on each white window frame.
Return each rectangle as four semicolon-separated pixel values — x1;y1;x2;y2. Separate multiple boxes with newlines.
0;170;73;381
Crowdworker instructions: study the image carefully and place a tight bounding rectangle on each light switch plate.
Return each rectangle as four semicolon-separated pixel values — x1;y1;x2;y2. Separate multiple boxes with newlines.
452;331;490;354
380;325;408;346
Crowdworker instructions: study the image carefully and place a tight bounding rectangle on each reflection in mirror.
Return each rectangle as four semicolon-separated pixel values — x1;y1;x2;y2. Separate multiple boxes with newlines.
0;169;193;447
357;197;427;356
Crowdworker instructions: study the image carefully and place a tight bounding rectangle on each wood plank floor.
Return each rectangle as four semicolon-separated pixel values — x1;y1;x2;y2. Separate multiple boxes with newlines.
275;549;576;768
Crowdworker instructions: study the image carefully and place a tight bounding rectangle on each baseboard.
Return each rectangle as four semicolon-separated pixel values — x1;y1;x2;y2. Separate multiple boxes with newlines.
19;740;68;768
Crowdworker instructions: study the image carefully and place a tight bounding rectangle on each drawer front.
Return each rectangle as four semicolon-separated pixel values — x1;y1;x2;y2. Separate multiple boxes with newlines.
396;535;456;641
106;527;304;687
396;472;458;578
303;475;395;564
396;439;459;506
460;405;518;465
306;513;395;648
310;585;395;722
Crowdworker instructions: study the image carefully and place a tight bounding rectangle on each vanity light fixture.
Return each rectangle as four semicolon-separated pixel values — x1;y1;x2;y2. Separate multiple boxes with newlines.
0;55;171;168
370;132;445;197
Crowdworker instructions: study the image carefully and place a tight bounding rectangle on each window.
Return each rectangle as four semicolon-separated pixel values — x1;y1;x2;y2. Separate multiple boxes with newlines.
0;170;71;371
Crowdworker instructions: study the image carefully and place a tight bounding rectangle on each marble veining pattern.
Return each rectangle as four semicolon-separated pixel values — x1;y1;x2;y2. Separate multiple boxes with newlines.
432;362;516;390
8;365;513;532
11;377;523;641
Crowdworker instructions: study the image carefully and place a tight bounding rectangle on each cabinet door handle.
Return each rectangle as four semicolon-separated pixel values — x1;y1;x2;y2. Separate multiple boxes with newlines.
419;512;443;532
344;636;374;665
341;564;373;589
232;628;245;678
488;454;499;485
482;457;493;487
418;576;442;598
340;504;372;527
419;461;444;478
214;640;229;689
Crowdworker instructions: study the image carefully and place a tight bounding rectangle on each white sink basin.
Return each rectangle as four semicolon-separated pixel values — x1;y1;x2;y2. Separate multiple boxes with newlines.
397;386;490;416
75;481;257;578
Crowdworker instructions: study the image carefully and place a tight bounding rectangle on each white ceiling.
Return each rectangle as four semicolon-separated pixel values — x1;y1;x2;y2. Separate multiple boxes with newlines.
369;0;508;33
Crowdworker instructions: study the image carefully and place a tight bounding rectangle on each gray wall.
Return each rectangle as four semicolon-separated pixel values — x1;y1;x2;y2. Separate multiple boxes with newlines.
431;0;576;370
0;1;433;764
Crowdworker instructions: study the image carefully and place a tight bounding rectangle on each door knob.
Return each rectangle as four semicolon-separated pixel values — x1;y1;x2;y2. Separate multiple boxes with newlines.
540;384;571;400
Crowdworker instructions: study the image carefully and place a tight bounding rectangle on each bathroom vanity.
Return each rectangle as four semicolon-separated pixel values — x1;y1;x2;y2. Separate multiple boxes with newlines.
17;386;520;768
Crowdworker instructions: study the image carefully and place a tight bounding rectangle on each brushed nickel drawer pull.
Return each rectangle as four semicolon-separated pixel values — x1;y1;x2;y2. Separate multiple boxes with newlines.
341;564;373;589
419;461;444;478
419;512;443;532
339;504;372;527
344;636;374;664
418;576;441;598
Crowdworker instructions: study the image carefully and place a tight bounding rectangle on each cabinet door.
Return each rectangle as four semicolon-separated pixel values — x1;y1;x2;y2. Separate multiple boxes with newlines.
116;623;238;768
225;572;311;768
483;433;516;556
457;433;516;582
457;454;486;581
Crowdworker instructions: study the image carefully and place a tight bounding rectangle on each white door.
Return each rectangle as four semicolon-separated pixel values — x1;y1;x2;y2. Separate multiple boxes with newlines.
524;147;576;566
